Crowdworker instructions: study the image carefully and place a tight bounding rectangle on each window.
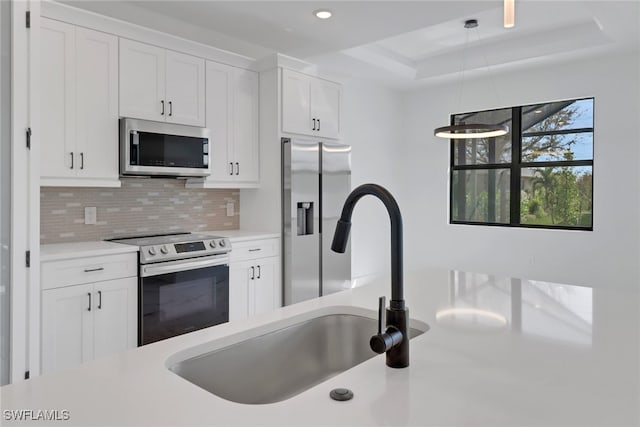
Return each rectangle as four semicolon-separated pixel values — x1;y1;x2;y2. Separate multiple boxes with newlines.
450;98;593;230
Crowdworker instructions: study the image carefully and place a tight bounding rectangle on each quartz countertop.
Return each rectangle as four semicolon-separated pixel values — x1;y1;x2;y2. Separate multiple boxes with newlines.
2;269;638;426
40;241;138;262
201;229;279;242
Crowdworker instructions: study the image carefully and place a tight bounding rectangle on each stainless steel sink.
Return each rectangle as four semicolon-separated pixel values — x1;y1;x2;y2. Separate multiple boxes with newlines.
168;313;428;404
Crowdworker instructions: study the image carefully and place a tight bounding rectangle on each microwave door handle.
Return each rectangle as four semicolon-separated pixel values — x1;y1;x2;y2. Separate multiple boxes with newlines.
141;256;229;277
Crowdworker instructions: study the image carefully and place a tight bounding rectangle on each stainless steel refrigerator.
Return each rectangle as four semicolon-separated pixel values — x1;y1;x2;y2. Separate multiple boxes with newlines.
282;137;352;305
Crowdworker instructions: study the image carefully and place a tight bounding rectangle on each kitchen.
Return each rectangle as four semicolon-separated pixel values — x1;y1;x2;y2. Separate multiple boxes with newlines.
1;1;639;425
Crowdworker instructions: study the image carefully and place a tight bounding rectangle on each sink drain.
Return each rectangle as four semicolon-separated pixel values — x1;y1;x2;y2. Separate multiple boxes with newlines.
329;388;354;401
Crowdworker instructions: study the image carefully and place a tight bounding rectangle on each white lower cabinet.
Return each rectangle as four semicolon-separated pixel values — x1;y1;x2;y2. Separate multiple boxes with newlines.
41;253;137;374
228;238;280;321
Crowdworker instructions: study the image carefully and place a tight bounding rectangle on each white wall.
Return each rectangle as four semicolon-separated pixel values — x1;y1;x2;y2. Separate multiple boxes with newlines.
400;49;640;288
0;0;11;386
339;77;404;282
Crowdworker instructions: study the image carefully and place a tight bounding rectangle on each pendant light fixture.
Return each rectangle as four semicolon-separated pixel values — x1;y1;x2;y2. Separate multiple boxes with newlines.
433;19;509;140
504;0;515;28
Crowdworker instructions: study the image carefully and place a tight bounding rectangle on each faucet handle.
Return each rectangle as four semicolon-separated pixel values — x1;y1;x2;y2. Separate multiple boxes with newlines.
371;295;403;354
377;296;386;335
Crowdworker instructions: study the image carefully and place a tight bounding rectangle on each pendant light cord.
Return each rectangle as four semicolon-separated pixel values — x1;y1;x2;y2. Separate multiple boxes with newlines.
473;25;503;109
454;29;470;121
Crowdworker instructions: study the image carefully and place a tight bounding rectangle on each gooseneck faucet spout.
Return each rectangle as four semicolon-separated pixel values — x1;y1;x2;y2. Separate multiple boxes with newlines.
331;183;409;368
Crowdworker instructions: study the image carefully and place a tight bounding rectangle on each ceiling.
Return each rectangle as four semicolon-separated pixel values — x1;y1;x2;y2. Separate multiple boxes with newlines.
60;1;640;89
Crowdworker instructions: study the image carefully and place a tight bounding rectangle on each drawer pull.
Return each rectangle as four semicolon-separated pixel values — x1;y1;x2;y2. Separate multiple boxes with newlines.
248;248;262;252
84;267;104;273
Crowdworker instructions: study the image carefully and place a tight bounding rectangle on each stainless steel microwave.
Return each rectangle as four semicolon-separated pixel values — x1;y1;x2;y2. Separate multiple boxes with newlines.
120;118;211;178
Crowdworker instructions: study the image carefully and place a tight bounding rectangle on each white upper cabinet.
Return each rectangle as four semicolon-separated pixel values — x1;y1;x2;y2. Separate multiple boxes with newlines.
119;39;205;126
281;68;341;139
41;18;76;181
165;50;205;126
75;27;119;181
40;18;119;187
311;78;341;139
232;68;260;183
204;61;233;183
188;61;259;188
281;69;312;137
119;39;165;122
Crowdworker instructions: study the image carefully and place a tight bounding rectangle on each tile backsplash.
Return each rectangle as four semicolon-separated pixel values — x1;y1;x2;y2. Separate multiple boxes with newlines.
41;178;240;244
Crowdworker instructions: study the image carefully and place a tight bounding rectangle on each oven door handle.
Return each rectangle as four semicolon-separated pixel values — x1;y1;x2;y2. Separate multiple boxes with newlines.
140;256;229;277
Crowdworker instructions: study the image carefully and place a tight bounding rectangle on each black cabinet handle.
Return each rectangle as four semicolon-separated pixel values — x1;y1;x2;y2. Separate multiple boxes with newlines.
87;293;92;311
235;162;239;176
312;118;316;131
98;291;102;310
161;100;165;115
80;152;84;170
169;101;173;117
229;162;234;175
83;267;104;273
250;266;255;280
257;265;261;279
70;152;74;169
317;119;321;131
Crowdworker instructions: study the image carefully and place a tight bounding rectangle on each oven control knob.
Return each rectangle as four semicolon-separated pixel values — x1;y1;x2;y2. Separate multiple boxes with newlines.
209;240;217;248
218;239;226;247
160;245;169;254
147;247;157;256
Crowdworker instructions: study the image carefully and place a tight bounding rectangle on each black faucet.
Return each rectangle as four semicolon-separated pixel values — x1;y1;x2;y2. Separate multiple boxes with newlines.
331;183;409;368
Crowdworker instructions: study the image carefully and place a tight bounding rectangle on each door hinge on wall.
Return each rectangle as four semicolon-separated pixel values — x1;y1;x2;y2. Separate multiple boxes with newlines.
25;11;31;29
25;250;31;268
26;127;31;149
24;371;30;380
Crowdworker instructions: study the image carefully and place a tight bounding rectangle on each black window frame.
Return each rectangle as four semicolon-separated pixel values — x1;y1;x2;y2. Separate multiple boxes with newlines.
449;97;594;231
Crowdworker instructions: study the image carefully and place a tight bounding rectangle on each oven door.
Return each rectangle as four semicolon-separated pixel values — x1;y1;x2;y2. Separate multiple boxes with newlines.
139;255;229;346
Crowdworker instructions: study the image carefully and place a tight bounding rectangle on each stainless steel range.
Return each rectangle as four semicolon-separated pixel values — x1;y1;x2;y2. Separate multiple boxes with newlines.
110;233;231;346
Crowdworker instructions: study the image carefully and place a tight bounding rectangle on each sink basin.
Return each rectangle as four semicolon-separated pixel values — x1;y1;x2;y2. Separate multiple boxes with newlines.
168;311;428;404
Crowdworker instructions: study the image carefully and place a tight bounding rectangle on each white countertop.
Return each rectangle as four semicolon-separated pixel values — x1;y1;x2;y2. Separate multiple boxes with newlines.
40;231;277;262
40;241;138;262
2;269;639;426
202;229;280;242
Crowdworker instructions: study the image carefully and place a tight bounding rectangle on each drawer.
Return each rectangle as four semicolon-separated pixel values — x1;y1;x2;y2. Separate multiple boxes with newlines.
41;252;137;290
229;238;279;262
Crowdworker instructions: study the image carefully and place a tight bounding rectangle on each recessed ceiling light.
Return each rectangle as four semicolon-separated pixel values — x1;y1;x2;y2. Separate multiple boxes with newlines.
534;110;543;114
313;9;332;20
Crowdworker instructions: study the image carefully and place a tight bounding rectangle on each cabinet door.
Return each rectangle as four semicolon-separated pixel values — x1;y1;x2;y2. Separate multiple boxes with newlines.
205;61;233;182
229;260;253;321
281;69;312;136
165;50;205;126
40;18;76;180
41;284;94;374
311;79;341;139
233;68;259;183
93;277;137;360
75;27;119;181
253;257;280;316
119;39;165;121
